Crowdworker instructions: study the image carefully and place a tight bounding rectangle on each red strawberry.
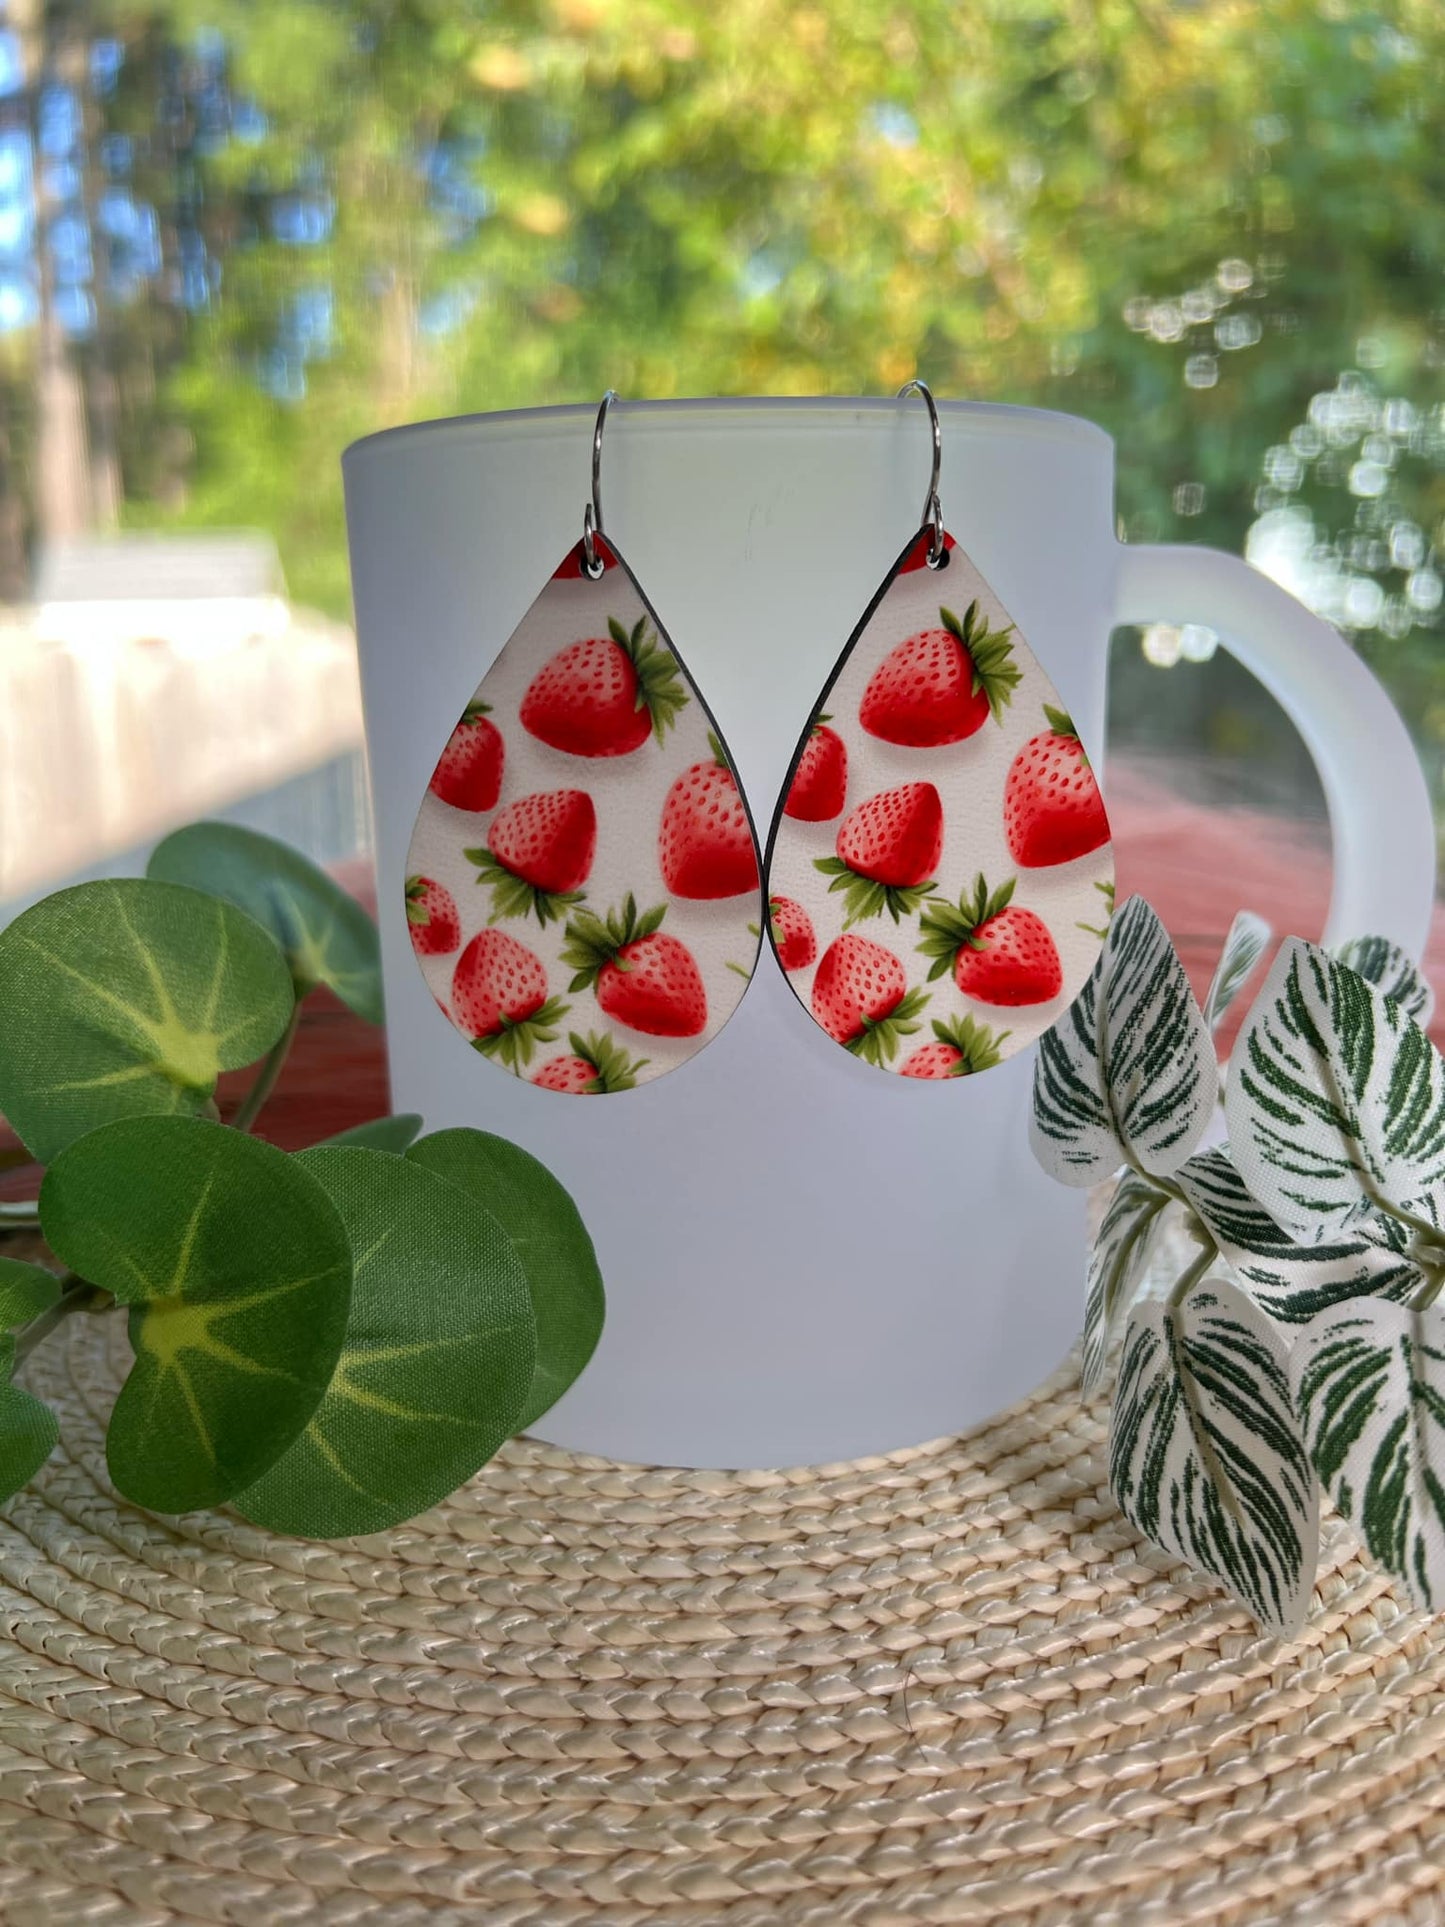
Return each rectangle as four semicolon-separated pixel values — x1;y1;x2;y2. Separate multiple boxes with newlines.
809;934;929;1067
860;602;1021;746
1004;706;1111;867
783;715;848;821
405;875;460;956
467;789;596;925
429;701;504;810
561;896;707;1038
815;782;943;925
520;615;688;757
451;929;568;1069
900;1014;1011;1079
532;1030;649;1094
659;734;759;899
918;875;1063;1007
768;895;816;972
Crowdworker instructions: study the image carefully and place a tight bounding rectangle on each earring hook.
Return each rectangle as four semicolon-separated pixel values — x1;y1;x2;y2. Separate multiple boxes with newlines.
896;378;945;568
582;389;618;578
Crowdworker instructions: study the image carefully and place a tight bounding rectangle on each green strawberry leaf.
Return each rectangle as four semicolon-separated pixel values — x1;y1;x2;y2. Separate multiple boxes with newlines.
0;878;295;1164
848;985;930;1068
235;1147;536;1537
407;1128;605;1431
1043;703;1077;737
940;602;1020;722
465;847;587;928
312;1114;425;1154
814;857;937;928
148;821;383;1024
471;996;569;1072
39;1117;352;1513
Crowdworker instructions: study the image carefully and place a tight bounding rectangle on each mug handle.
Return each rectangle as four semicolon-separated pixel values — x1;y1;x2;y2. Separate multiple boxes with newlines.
1113;542;1436;957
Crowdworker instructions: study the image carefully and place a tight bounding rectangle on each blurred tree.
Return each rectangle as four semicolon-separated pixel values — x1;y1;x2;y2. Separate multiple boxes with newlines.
8;0;1445;797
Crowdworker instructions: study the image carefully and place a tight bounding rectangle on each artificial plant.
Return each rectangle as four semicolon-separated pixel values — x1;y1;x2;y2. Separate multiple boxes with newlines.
1032;895;1441;1637
0;821;603;1536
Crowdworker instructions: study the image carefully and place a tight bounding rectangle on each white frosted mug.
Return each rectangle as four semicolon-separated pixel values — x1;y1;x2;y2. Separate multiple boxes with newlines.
343;397;1435;1469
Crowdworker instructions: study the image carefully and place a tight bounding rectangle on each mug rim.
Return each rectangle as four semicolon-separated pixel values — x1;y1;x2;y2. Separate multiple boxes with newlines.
343;394;1114;469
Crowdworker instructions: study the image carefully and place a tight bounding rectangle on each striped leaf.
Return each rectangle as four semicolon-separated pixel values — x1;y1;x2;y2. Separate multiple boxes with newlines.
1333;935;1435;1027
1111;1277;1319;1637
1082;1173;1170;1394
1032;896;1217;1187
1173;1149;1422;1326
1226;939;1445;1242
1290;1300;1445;1609
1202;911;1272;1036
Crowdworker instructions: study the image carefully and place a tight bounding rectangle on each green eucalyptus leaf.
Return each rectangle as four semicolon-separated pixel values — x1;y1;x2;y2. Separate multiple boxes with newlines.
39;1117;351;1513
407;1129;604;1430
1031;897;1217;1188
0;878;295;1163
1291;1300;1445;1610
1173;1149;1422;1326
0;1373;59;1504
0;1258;61;1329
1227;938;1445;1242
236;1146;535;1537
314;1114;424;1154
148;821;383;1024
1111;1275;1319;1639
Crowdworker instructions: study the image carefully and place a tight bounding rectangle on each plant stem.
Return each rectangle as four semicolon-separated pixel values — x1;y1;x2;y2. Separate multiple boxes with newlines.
13;1281;103;1372
1165;1243;1218;1313
229;999;302;1134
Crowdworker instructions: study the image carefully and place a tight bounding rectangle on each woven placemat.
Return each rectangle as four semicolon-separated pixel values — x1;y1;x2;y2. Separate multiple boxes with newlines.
0;1314;1441;1925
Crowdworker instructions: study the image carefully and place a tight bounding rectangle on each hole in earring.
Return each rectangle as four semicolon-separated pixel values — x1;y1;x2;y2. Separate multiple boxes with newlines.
927;545;950;572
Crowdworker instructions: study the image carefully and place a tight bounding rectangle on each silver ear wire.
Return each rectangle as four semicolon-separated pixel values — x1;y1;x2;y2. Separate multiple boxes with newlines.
896;378;945;568
582;390;618;578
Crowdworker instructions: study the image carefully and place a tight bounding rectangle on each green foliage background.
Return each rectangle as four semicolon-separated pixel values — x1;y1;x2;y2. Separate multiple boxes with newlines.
18;0;1445;797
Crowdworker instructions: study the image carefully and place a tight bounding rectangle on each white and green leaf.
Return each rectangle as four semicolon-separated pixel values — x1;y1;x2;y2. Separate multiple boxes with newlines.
1202;910;1272;1036
1226;939;1445;1242
1290;1299;1445;1610
40;1117;352;1513
1032;896;1217;1187
1333;934;1435;1027
1173;1149;1423;1326
236;1147;536;1538
1111;1275;1319;1637
1082;1172;1170;1394
0;879;295;1164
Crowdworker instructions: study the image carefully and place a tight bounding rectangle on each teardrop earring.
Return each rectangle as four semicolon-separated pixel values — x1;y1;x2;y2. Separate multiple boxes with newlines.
404;393;765;1093
764;380;1114;1078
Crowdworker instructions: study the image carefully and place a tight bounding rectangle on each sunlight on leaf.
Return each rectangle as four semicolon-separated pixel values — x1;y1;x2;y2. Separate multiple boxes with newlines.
407;1128;604;1430
40;1117;351;1512
236;1146;534;1537
0;879;295;1163
149;821;383;1024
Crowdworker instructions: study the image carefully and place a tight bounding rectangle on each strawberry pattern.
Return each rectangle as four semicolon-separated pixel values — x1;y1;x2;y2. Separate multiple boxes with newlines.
766;527;1113;1075
406;535;763;1092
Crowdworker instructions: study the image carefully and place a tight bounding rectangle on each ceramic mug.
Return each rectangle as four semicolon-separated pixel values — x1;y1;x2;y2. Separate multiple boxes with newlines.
343;398;1435;1470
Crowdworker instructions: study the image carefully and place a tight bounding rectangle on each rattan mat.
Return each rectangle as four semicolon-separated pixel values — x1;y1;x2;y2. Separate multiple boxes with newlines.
0;1313;1440;1924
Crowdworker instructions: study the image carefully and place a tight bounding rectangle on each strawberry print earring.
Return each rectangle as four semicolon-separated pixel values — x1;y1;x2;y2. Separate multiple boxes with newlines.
764;380;1114;1078
405;392;764;1093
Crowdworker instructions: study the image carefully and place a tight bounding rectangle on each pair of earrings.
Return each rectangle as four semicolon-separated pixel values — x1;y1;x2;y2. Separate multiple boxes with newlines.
404;385;1114;1095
